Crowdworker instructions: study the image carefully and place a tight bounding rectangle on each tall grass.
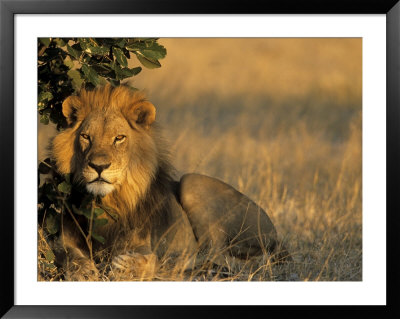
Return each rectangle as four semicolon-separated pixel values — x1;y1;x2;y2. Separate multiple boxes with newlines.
160;96;361;281
38;38;362;281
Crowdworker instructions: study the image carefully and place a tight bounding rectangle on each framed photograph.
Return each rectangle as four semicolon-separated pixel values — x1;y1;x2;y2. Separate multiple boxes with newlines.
1;0;399;317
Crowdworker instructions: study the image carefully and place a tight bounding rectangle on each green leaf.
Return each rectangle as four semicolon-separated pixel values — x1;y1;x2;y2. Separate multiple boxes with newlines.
127;41;167;60
78;38;89;51
45;249;55;262
136;53;161;69
40;114;49;125
98;77;108;85
111;62;142;80
126;38;160;46
54;38;67;47
81;64;100;86
93;207;105;217
125;43;143;51
72;205;92;219
72;205;104;220
115;38;126;48
39;38;51;47
94;218;108;228
140;49;166;60
38;91;53;103
45;213;59;235
96;205;120;221
43;262;56;269
128;66;142;76
63;56;75;69
64;173;71;184
112;47;128;67
79;38;109;56
111;62;123;80
89;46;110;56
38;102;47;111
90;63;112;75
67;69;84;90
141;42;167;60
57;181;71;194
66;43;82;60
120;67;141;79
91;233;105;244
126;40;151;51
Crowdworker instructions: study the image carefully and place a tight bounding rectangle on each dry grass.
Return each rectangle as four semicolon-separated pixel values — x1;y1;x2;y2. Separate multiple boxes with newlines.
38;38;362;281
159;98;361;282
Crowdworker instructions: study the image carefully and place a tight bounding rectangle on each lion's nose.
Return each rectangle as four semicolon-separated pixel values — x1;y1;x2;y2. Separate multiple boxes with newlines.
88;162;111;175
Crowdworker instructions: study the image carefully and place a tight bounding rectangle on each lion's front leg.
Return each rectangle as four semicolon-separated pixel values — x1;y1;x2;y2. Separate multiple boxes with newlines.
53;242;100;281
53;222;100;281
63;247;100;281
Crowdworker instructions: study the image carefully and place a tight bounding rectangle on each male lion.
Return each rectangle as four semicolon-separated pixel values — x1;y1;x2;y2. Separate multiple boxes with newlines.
50;84;290;281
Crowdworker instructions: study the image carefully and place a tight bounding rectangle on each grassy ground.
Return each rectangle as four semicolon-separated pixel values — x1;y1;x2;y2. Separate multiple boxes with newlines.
38;38;362;281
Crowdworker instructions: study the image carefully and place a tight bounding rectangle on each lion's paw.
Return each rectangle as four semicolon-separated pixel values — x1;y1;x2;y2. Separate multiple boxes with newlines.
111;251;157;280
65;258;100;281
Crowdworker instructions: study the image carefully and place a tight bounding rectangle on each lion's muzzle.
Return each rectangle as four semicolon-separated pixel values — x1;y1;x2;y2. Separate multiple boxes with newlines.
88;161;111;175
85;155;115;196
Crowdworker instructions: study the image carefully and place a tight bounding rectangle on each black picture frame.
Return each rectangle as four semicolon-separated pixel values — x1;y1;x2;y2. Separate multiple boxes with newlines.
1;0;399;318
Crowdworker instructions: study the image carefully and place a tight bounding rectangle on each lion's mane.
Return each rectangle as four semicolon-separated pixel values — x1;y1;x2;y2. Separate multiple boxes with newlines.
51;85;175;241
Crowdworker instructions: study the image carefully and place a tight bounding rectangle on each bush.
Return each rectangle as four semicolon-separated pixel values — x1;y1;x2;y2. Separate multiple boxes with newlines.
37;38;167;269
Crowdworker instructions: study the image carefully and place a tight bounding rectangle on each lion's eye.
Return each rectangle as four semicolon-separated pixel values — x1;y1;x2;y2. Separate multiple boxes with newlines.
80;133;90;140
114;135;126;143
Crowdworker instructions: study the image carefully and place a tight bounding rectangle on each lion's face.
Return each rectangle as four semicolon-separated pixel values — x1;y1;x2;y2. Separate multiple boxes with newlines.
78;111;133;196
52;85;158;198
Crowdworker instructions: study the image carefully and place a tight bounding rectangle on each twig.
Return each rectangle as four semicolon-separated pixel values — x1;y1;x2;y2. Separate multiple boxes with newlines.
60;208;68;257
62;200;95;261
95;202;119;222
38;46;47;57
62;201;87;241
316;248;334;281
49;176;94;258
40;160;53;169
87;201;95;261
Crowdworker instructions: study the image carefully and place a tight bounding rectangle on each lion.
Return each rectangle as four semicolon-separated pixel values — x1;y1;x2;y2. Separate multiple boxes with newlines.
49;84;291;281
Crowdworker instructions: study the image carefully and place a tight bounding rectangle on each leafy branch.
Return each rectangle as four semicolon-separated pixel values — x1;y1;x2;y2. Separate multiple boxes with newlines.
38;38;167;258
38;37;166;129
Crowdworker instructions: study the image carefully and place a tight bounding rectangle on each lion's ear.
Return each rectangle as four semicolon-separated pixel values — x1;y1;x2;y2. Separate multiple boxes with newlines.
62;95;82;125
129;101;156;129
